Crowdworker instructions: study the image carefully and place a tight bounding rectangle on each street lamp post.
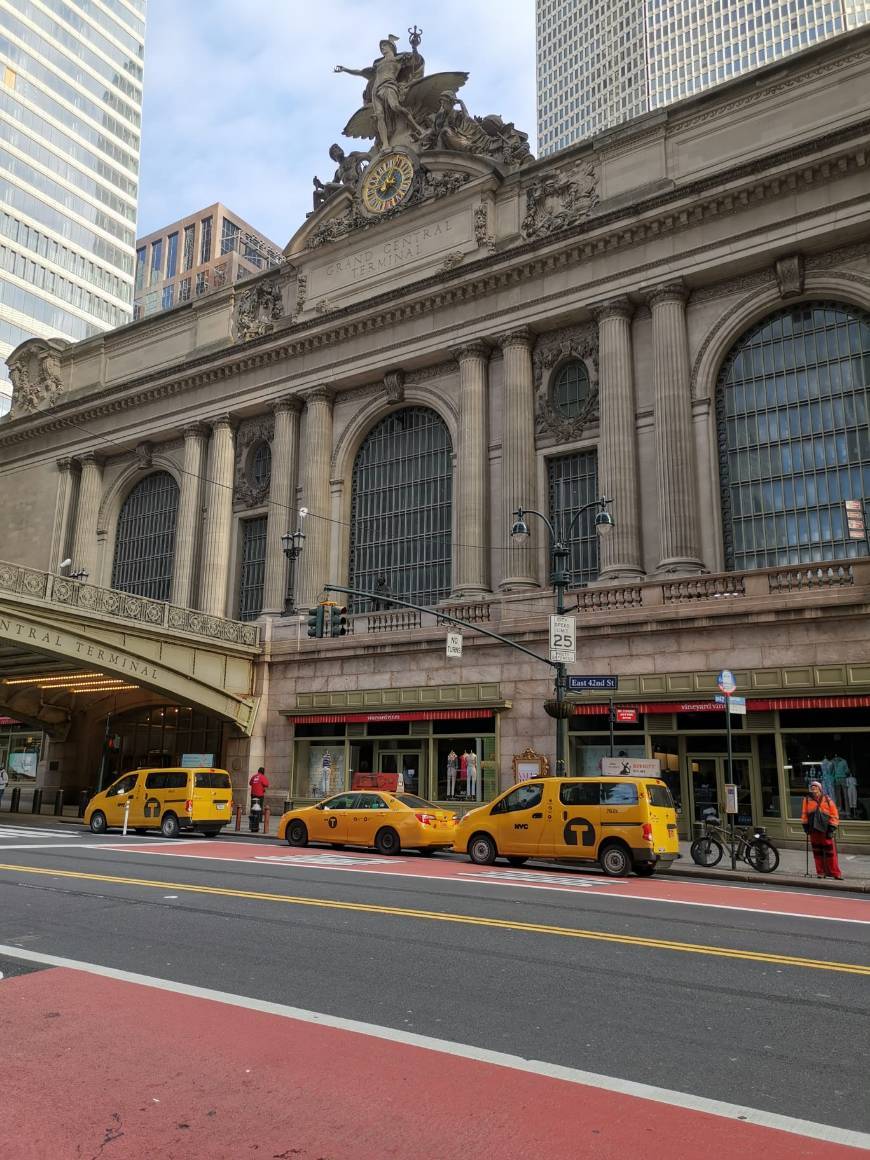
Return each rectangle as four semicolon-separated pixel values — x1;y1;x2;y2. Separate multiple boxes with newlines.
511;496;614;775
280;512;307;614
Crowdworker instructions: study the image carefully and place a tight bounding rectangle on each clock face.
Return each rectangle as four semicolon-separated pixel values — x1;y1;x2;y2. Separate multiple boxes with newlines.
361;153;416;214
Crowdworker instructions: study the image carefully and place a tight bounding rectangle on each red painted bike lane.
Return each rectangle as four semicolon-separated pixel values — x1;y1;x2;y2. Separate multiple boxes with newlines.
1;965;864;1160
104;839;870;924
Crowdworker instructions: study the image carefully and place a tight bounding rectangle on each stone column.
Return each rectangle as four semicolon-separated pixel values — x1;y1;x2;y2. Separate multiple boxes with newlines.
452;342;491;597
261;396;303;615
294;387;334;610
171;423;208;608
198;414;236;616
71;451;103;579
53;457;75;567
648;283;704;573
498;328;539;591
591;298;644;580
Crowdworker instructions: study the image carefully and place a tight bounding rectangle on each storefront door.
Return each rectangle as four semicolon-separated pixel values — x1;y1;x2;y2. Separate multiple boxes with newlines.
688;755;753;829
375;744;426;797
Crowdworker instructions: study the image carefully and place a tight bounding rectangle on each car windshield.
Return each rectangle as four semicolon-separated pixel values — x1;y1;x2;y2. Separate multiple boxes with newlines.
395;793;438;810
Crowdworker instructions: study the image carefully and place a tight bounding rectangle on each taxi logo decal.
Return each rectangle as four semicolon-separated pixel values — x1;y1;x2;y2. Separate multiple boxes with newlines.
327;816;338;830
563;816;595;847
143;798;160;819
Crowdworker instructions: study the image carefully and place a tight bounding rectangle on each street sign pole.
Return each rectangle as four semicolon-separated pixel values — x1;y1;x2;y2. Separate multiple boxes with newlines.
609;696;615;759
725;694;735;870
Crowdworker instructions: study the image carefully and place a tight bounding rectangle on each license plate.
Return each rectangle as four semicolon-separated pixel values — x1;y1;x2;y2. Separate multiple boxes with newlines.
215;803;226;809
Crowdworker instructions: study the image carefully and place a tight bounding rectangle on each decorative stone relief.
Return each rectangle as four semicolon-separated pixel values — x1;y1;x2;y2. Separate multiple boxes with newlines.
439;251;465;272
235;278;284;342
133;441;153;469
521;162;599;240
473;202;495;252
775;253;805;298
7;338;69;416
532;324;599;441
383;370;405;403
234;414;274;509
295;273;308;313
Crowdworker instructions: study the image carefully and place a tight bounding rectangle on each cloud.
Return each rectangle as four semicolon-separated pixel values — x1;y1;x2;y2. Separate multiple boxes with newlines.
137;0;536;246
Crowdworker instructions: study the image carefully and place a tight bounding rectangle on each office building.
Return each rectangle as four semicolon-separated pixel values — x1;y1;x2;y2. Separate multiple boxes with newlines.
0;0;145;415
537;0;870;154
134;204;283;320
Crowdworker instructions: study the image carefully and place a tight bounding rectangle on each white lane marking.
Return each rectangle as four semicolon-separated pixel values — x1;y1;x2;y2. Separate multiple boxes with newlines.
0;942;867;1152
0;826;85;838
255;853;405;867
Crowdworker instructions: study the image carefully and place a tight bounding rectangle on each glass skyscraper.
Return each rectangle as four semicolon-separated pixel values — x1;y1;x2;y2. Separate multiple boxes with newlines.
537;0;870;155
0;0;145;415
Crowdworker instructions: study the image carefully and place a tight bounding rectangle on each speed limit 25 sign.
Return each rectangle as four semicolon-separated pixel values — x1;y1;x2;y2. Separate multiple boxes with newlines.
549;615;576;663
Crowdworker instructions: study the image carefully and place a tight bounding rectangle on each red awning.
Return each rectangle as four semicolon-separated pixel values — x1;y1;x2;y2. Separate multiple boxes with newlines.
573;694;870;716
0;716;20;726
290;708;496;725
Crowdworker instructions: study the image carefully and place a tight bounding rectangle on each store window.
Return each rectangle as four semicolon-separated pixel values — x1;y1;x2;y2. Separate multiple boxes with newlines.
548;451;599;586
782;732;866;820
111;471;179;602
0;722;42;782
100;705;223;785
349;407;452;612
718;301;870;570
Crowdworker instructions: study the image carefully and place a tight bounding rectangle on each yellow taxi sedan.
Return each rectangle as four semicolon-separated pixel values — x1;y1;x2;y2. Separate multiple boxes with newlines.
277;791;456;855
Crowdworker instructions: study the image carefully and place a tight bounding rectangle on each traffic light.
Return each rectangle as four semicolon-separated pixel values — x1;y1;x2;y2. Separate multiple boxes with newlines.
328;605;348;638
306;605;325;638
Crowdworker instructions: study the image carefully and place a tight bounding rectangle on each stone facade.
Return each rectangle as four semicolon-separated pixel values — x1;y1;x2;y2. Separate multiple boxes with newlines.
1;31;870;842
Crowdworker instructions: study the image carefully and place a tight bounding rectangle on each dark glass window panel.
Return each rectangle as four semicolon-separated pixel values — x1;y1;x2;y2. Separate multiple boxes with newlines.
238;517;267;621
718;301;870;570
432;717;494;734
349;407;452;612
553;360;591;418
293;724;347;738
111;472;179;601
548;450;599;586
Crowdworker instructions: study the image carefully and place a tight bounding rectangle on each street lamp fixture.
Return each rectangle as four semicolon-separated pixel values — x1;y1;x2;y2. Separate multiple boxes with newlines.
281;528;306;561
510;495;615;775
69;568;89;583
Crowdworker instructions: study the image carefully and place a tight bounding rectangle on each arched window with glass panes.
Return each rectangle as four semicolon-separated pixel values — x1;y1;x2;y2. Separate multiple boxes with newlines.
349;407;452;611
111;472;180;601
548;450;600;586
718;301;870;570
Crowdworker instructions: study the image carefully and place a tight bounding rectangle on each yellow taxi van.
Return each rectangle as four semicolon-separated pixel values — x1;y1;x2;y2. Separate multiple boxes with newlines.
453;775;679;877
85;767;233;838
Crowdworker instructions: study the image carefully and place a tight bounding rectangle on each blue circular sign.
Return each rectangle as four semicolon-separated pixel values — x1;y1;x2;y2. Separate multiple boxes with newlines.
717;669;737;695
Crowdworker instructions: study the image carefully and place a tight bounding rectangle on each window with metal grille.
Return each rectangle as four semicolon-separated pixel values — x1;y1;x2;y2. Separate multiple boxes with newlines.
718;301;870;570
111;472;179;601
548;450;600;586
238;516;267;621
553;360;591;418
250;442;271;488
349;407;452;612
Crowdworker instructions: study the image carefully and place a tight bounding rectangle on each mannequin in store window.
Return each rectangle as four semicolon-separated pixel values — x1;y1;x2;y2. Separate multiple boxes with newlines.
844;772;858;818
819;755;835;799
464;748;478;799
446;750;458;798
831;754;851;811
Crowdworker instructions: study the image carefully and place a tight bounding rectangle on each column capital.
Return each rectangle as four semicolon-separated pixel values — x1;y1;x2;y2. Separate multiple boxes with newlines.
496;327;534;352
273;394;304;416
590;296;634;324
76;450;104;468
644;281;689;309
56;456;74;472
304;385;335;407
208;413;236;432
182;422;209;440
450;339;491;362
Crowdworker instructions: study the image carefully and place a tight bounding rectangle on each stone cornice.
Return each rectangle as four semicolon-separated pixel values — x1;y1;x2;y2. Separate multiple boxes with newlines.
2;122;869;449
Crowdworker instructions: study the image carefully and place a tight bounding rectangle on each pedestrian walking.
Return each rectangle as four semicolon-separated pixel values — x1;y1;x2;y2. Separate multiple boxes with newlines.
248;766;269;833
0;763;8;809
801;780;843;879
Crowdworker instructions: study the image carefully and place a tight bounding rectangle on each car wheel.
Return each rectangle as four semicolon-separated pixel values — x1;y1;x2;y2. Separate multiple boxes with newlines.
468;833;497;865
287;820;308;847
89;810;107;835
375;827;401;856
506;855;529;867
599;842;631;877
160;813;180;839
633;862;657;877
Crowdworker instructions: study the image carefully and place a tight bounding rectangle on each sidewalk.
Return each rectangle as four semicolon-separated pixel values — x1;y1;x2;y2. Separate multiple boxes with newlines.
5;808;870;894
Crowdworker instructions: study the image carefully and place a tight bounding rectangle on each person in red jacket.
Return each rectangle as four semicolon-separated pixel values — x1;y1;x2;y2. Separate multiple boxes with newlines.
248;767;269;832
801;780;843;879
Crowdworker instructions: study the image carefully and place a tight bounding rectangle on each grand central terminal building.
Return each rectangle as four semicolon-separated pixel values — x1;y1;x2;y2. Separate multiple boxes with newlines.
1;28;870;845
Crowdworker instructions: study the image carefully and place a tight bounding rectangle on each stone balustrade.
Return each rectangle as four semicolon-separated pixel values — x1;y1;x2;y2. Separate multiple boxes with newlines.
0;560;261;648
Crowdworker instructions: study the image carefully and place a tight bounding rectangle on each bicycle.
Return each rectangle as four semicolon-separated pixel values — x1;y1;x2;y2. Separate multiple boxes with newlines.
690;812;780;873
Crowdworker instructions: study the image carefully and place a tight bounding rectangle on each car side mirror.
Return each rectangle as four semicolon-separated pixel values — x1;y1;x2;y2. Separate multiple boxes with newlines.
315;803;325;810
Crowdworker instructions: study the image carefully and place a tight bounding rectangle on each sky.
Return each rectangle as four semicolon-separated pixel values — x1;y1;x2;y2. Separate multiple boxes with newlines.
137;1;537;248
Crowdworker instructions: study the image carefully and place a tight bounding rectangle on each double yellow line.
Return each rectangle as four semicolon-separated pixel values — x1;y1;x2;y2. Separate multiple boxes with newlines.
1;862;866;976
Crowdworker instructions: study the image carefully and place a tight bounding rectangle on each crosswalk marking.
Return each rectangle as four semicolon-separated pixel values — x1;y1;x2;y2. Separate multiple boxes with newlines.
0;825;84;839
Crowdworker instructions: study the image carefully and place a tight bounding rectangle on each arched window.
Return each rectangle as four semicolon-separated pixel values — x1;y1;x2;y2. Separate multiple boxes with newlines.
349;407;452;611
111;471;180;601
718;302;870;570
552;360;591;418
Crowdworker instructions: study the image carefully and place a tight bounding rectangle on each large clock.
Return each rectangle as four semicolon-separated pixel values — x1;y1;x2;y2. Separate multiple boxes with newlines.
361;152;416;215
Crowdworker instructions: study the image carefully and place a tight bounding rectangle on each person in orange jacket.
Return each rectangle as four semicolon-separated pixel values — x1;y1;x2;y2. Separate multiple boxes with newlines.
801;779;843;879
